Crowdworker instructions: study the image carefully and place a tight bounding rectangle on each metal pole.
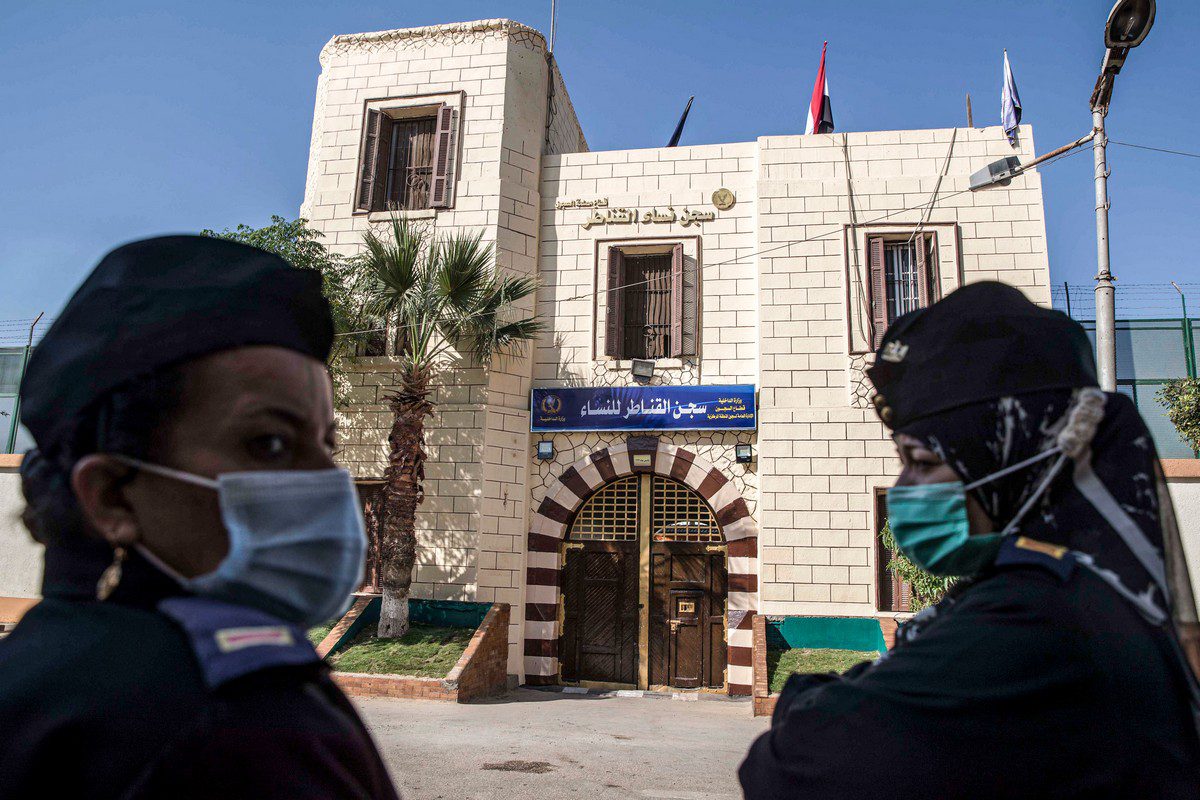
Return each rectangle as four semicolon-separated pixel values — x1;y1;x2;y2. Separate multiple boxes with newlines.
6;313;42;454
549;0;557;54
1063;281;1072;317
1092;108;1117;391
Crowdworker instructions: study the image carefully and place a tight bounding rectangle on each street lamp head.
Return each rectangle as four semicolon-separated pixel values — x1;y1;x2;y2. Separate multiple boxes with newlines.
1105;0;1155;49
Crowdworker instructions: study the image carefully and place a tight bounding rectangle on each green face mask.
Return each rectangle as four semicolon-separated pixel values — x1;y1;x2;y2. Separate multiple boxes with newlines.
885;447;1068;577
885;482;1004;577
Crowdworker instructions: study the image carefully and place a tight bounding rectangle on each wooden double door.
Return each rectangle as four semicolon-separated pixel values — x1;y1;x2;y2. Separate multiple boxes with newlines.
559;474;727;690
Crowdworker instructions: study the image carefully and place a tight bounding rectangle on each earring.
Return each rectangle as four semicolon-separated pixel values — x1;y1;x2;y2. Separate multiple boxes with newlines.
96;546;127;601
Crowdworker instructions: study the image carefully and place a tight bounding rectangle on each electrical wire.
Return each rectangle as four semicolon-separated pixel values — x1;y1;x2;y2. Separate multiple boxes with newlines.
1110;140;1200;160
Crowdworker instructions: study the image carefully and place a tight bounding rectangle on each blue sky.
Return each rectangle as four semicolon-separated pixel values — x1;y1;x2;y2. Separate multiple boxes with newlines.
1;0;1197;324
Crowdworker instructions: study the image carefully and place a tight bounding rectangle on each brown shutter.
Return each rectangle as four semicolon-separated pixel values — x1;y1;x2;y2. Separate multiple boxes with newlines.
923;231;939;303
604;247;626;358
868;236;888;348
429;104;457;209
915;235;930;307
669;243;684;358
357;110;383;212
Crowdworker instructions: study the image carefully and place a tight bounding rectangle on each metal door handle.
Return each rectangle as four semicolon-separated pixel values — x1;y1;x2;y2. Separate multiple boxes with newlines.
669;620;681;631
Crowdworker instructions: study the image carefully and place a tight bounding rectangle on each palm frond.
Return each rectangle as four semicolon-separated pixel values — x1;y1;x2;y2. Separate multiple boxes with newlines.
362;217;426;317
434;231;493;312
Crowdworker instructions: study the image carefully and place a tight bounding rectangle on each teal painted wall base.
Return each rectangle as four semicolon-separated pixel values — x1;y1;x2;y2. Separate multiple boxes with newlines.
766;616;886;653
326;596;493;656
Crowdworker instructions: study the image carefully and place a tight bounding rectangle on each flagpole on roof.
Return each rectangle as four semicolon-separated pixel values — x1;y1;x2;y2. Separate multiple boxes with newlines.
667;96;694;148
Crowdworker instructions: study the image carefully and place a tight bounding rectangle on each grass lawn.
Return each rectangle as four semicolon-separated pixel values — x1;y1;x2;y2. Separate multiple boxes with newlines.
307;623;335;647
322;623;475;677
766;647;880;694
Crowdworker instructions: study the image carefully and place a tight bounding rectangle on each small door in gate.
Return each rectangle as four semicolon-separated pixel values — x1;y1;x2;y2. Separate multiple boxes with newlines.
649;545;727;689
560;542;640;686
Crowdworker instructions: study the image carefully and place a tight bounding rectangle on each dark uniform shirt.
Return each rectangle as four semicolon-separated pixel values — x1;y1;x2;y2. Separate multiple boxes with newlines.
739;537;1200;799
0;548;400;799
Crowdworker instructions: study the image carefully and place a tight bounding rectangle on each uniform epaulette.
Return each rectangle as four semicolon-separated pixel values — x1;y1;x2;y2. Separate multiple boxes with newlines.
993;535;1076;582
158;596;321;690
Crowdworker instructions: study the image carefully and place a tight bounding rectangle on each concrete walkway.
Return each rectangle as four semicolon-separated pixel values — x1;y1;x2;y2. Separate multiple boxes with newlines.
358;688;768;800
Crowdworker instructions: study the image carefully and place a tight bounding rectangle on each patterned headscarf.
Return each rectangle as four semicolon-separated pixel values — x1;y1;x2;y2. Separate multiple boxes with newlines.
899;389;1195;634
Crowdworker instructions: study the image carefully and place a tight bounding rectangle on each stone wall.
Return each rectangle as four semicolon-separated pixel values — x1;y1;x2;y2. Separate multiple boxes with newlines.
753;125;1049;617
0;459;41;599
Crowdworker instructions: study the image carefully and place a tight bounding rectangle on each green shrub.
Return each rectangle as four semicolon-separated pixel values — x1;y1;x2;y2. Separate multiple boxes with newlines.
1157;378;1200;453
879;519;954;612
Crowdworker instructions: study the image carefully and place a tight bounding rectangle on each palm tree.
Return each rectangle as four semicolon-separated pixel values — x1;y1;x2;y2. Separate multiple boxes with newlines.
360;218;543;637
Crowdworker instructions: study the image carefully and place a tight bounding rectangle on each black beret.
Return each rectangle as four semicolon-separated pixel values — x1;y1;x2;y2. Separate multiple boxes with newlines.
865;281;1097;430
21;235;334;451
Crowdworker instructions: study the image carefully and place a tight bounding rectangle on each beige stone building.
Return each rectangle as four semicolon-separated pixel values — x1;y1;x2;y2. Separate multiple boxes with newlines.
300;18;1053;694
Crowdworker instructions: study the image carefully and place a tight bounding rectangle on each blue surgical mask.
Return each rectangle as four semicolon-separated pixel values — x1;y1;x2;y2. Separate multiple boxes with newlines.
886;448;1068;577
116;457;367;627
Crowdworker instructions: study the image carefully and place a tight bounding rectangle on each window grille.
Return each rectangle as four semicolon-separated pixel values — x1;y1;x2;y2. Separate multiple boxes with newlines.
622;254;673;359
651;476;722;543
569;476;639;541
884;242;922;321
384;116;436;211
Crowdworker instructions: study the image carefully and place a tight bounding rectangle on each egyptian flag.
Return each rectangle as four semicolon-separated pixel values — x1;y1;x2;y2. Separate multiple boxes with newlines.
804;42;834;135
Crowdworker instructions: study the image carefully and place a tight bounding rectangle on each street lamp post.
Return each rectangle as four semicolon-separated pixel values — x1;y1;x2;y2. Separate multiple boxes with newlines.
1089;0;1156;391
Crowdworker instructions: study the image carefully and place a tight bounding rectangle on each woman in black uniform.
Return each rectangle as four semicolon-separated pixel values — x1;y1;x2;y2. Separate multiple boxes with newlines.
740;282;1200;798
0;236;400;799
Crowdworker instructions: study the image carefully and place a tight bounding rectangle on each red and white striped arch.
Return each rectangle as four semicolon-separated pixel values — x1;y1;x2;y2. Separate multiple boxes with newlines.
523;441;758;695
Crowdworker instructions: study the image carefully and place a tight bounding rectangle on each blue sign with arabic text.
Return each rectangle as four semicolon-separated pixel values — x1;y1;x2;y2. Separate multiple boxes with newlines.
530;385;756;432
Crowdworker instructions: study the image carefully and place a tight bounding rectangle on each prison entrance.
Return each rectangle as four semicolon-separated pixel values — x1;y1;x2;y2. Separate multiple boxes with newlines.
559;474;727;690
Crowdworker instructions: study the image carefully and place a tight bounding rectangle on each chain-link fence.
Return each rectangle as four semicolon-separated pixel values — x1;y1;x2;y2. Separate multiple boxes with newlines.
1053;284;1197;459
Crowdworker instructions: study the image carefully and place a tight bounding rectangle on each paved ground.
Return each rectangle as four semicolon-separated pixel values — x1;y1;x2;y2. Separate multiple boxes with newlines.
358;688;768;800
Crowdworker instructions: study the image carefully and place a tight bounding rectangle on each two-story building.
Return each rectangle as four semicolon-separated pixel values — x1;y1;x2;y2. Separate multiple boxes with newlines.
301;18;1053;695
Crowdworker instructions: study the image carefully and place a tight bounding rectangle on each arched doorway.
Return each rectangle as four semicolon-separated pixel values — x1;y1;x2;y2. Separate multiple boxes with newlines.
525;442;757;695
560;475;727;690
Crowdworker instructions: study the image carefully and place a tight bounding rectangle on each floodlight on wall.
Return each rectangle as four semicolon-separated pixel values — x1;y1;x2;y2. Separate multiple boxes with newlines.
969;156;1023;191
536;440;555;460
631;359;656;383
735;444;754;464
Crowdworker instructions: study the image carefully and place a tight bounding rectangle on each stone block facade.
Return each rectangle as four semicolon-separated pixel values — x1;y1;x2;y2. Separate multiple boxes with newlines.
302;18;1051;688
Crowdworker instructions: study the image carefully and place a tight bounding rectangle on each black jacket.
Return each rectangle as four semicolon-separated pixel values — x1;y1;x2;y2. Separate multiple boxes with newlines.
0;547;400;799
740;539;1200;799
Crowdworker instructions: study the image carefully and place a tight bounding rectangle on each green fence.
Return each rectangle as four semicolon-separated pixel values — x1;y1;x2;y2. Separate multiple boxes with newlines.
1;346;33;455
1081;319;1198;459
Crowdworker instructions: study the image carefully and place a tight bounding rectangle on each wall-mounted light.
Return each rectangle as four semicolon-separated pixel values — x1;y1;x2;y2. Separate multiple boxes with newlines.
735;444;753;464
536;441;555;460
631;359;655;383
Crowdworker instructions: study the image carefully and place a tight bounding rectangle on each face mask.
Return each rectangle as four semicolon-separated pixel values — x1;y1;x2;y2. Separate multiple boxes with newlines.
116;457;367;627
886;447;1068;577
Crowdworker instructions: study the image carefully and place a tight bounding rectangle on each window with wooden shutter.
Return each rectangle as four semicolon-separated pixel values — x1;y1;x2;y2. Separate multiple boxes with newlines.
867;233;938;347
622;253;673;359
604;247;626;358
429;103;457;209
382;116;436;211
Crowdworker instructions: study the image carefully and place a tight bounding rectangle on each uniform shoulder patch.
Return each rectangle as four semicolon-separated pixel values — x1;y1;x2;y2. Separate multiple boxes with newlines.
159;596;319;689
215;626;295;653
994;535;1075;582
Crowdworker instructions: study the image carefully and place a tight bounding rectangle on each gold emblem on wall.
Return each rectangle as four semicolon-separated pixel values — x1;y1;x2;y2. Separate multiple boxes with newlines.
711;188;736;211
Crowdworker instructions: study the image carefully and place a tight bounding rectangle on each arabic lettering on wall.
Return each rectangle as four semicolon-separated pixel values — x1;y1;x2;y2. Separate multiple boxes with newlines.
581;206;717;230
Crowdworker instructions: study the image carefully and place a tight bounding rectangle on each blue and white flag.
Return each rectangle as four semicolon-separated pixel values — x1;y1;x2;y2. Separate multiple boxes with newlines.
1001;49;1022;145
